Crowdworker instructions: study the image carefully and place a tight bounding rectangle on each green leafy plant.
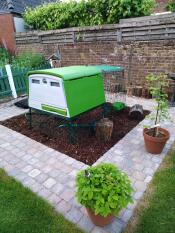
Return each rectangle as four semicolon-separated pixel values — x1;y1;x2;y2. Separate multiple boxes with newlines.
76;163;133;217
0;47;11;67
167;0;175;12
0;48;47;69
12;52;47;68
24;0;155;30
145;73;170;137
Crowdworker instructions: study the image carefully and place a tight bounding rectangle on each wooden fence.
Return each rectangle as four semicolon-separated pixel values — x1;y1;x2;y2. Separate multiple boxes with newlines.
0;74;12;98
16;13;175;45
0;65;50;99
12;67;28;95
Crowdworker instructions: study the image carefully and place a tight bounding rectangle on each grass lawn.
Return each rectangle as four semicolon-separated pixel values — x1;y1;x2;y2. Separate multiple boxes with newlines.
0;169;84;233
124;143;175;233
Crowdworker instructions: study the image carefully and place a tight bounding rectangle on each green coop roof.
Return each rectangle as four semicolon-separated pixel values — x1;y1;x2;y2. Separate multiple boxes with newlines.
28;66;101;81
95;65;124;73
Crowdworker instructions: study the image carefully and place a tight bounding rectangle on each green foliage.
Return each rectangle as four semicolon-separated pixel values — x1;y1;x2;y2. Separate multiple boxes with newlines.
12;52;47;68
0;47;47;69
126;144;175;233
24;0;155;30
145;74;170;135
0;48;11;67
167;0;175;12
76;163;133;217
0;169;84;233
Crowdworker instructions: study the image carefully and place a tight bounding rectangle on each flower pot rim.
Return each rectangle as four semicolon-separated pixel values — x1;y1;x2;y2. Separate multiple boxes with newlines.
86;207;114;226
86;207;114;218
143;127;170;142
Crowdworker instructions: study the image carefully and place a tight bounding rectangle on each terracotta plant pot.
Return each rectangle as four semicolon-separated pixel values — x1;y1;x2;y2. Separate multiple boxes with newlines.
86;208;114;226
143;127;170;154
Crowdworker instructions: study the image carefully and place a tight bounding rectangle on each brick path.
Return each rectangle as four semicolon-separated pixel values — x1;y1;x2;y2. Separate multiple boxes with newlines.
0;98;175;233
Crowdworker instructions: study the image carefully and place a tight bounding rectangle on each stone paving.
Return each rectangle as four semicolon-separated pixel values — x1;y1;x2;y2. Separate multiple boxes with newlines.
0;99;28;121
0;97;175;233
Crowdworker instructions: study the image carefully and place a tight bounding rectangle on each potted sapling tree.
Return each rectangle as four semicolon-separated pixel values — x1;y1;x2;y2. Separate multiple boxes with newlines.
76;163;133;226
143;73;170;154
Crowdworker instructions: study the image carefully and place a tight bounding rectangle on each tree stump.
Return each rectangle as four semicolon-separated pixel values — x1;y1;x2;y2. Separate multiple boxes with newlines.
96;118;113;142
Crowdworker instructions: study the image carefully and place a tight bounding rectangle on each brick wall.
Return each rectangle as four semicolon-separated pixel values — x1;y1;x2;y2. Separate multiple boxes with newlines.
0;13;16;53
15;13;175;96
0;0;169;54
16;40;175;92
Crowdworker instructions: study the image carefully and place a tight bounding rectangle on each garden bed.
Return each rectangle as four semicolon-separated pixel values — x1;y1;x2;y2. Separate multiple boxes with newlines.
1;106;149;165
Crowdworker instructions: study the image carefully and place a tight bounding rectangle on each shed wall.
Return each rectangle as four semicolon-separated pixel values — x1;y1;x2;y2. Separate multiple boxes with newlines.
0;13;16;53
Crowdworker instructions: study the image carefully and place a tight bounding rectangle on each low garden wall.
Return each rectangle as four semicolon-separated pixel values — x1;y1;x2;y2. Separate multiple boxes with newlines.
15;13;175;97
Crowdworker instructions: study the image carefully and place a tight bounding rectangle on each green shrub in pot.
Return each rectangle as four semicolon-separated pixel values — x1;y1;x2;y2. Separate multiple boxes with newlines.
76;163;133;226
143;73;171;154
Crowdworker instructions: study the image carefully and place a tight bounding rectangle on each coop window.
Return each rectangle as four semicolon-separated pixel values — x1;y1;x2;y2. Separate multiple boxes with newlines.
50;82;60;87
32;79;40;84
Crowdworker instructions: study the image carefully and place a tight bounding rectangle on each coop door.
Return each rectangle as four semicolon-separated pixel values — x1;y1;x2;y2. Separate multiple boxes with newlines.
46;78;67;108
29;74;67;110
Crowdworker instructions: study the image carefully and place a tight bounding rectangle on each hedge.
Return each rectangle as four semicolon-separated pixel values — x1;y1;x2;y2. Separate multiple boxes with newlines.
167;0;175;12
24;0;155;31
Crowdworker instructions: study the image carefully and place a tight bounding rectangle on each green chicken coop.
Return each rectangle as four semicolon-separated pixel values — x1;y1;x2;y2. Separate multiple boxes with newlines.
27;66;106;118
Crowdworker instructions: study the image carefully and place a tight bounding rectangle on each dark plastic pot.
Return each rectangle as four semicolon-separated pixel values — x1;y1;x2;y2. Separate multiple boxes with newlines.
143;128;170;154
86;208;114;226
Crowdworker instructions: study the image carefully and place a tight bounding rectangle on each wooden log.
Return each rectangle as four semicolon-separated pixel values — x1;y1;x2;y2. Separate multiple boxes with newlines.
127;86;133;96
136;86;143;97
142;88;151;98
96;118;113;142
129;104;144;120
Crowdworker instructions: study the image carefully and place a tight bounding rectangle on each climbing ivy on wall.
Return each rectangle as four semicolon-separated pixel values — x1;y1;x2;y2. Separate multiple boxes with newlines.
24;0;155;31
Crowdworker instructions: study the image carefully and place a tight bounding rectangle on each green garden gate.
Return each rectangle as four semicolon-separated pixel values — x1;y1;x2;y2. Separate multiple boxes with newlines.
0;65;50;100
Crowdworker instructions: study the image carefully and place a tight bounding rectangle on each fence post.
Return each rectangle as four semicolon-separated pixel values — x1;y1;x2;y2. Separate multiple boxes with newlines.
49;59;54;68
117;28;122;42
5;64;17;99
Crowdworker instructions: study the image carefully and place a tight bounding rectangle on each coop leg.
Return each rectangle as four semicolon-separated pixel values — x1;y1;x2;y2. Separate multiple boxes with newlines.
89;123;95;136
29;108;32;129
102;103;109;118
68;121;76;144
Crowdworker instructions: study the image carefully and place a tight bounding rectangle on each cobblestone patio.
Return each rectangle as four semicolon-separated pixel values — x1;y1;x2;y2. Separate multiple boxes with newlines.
0;97;174;233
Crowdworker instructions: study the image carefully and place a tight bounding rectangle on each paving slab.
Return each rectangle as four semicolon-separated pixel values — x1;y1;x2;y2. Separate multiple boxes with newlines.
0;98;175;233
0;105;28;121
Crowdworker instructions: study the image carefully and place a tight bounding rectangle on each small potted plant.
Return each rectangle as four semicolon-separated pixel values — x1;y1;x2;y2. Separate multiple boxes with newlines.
143;73;170;154
76;163;133;226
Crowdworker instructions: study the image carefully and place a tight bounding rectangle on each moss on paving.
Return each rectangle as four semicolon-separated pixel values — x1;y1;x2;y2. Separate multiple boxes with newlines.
0;169;84;233
124;143;175;233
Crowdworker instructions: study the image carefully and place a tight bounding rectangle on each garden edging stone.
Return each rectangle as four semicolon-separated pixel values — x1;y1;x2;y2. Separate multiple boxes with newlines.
0;97;175;233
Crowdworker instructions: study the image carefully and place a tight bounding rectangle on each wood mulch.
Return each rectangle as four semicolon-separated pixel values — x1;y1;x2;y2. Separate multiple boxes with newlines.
1;105;149;165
